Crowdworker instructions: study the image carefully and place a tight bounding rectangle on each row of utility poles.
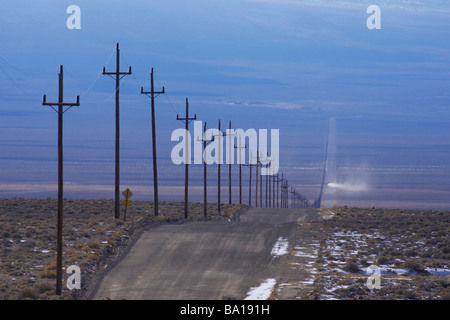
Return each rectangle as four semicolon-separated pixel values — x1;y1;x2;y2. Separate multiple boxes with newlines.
242;160;310;210
40;42;309;295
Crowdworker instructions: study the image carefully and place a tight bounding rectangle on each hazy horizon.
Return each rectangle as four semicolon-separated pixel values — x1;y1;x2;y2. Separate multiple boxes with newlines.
1;1;450;210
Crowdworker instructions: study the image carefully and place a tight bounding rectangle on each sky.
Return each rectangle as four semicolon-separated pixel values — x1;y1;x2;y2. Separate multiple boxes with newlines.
1;0;450;208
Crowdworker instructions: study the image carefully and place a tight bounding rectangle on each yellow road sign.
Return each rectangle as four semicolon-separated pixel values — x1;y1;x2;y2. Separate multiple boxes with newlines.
122;188;133;199
123;200;130;207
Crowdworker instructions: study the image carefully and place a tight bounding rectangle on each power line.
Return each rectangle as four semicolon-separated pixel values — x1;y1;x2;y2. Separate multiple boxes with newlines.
0;62;34;97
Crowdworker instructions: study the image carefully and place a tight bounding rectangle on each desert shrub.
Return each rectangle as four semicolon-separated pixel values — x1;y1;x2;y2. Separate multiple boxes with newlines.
88;241;100;249
343;259;360;273
359;258;370;268
377;254;391;265
20;287;39;300
402;259;429;275
404;290;417;300
37;282;54;294
440;245;450;254
87;252;99;261
39;270;56;279
406;249;419;257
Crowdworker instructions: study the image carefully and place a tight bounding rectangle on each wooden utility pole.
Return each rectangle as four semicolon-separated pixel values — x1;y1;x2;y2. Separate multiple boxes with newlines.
272;169;276;208
227;120;236;205
259;154;270;208
176;98;196;219
102;42;132;219
257;152;263;208
268;167;271;208
197;122;214;218
42;65;80;296
141;68;165;216
255;152;259;208
234;136;246;204
243;151;253;207
212;120;225;212
265;165;268;208
274;173;281;208
260;155;263;208
281;174;286;208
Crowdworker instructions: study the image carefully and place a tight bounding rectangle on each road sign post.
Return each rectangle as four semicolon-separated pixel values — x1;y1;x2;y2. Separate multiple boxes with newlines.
122;188;133;221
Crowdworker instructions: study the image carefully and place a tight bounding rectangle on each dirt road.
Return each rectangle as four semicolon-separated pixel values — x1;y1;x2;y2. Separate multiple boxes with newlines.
93;207;320;300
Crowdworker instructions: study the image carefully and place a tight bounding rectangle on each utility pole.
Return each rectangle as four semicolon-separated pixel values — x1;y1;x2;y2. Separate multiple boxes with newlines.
290;186;295;208
243;151;253;207
274;173;280;208
198;122;214;218
281;175;287;208
227;121;236;205
212;120;225;213
272;169;276;208
102;42;132;219
259;153;262;208
255;152;259;208
259;153;269;208
141;68;165;216
269;167;272;208
42;65;80;296
280;174;284;208
234;136;246;204
176;98;197;219
265;165;268;208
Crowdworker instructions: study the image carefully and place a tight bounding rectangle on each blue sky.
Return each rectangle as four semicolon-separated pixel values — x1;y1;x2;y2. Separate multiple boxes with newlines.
1;0;449;114
1;0;450;206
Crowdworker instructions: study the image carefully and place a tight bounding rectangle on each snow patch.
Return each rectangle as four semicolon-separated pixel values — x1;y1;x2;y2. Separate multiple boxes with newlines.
271;237;289;257
244;278;277;300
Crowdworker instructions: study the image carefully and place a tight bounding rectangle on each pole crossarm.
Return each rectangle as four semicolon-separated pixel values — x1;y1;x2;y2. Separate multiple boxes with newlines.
43;95;80;107
176;98;197;123
102;66;132;77
141;86;165;97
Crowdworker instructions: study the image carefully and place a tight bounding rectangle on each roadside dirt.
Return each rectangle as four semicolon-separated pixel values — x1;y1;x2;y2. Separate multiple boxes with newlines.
273;207;449;300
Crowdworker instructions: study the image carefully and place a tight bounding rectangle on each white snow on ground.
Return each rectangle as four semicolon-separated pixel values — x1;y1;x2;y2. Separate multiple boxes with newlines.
271;237;289;257
293;245;317;258
244;278;277;300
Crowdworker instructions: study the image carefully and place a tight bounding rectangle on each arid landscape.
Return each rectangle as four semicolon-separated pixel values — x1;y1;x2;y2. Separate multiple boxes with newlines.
0;197;245;300
0;197;448;300
309;207;450;300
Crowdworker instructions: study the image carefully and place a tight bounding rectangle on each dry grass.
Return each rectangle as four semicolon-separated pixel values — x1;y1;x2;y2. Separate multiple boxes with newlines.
0;197;246;300
310;207;450;300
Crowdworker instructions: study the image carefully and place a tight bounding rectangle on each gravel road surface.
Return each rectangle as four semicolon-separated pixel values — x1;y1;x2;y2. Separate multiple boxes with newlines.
93;207;320;300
